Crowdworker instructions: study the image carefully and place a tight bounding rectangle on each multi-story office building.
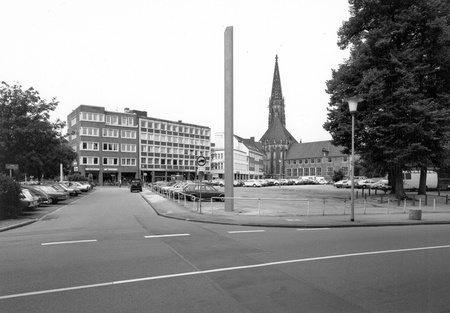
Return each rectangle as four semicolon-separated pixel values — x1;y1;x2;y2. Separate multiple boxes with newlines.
211;133;264;180
138;116;211;182
67;105;211;185
67;105;140;185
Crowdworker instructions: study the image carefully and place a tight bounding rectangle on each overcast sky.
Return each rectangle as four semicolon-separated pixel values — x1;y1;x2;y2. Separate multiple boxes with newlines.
1;0;351;143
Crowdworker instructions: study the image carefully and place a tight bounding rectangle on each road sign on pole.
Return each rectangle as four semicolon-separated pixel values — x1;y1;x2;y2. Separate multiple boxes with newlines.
196;156;206;167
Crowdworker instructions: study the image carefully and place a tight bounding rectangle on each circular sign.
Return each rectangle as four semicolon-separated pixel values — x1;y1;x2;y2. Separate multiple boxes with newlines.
196;156;207;167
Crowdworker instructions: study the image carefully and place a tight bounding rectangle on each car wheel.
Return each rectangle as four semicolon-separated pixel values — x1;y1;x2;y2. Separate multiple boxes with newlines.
48;198;54;204
219;195;225;202
190;195;197;202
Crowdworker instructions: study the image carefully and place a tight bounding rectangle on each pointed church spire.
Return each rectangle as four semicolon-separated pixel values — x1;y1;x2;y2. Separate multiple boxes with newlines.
268;55;286;127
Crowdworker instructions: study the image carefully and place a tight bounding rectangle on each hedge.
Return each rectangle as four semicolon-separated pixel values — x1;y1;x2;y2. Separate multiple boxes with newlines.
0;174;22;219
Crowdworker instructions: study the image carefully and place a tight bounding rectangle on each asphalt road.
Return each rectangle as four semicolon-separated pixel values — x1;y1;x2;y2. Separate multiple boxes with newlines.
1;188;450;312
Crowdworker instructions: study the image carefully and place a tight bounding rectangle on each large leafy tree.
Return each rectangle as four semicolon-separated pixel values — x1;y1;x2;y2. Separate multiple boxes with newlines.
324;0;450;198
0;82;77;180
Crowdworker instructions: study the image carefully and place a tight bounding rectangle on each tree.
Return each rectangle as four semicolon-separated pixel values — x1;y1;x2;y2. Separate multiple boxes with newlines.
323;0;450;198
0;82;77;180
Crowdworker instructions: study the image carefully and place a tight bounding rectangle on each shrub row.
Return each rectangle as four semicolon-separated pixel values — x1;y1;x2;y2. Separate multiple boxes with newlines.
0;174;22;219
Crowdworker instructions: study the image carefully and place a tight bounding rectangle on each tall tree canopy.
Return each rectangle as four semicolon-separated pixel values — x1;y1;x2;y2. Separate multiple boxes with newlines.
0;82;77;180
324;0;450;198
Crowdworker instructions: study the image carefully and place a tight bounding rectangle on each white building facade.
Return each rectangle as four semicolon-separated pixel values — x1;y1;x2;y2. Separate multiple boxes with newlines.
211;133;264;180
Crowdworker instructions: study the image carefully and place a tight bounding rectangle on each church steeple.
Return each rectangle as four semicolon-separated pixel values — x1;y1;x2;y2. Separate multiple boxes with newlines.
268;55;286;127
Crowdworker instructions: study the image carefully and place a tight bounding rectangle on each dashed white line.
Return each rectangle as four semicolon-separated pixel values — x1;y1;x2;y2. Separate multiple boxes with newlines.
144;234;190;239
228;230;266;234
41;239;97;246
2;244;449;300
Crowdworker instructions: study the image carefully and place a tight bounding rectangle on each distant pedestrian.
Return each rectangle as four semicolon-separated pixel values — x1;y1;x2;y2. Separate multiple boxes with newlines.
119;179;122;188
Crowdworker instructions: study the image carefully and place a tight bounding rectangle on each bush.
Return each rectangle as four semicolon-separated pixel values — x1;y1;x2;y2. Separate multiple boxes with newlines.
0;174;22;219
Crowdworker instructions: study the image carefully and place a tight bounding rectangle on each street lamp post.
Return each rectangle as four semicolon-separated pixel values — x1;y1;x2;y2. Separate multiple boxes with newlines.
346;97;363;222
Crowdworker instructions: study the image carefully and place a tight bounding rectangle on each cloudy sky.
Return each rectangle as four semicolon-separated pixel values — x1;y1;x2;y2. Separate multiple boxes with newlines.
1;0;351;143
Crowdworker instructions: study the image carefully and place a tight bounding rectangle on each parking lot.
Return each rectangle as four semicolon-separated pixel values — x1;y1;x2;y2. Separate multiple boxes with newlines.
155;183;450;217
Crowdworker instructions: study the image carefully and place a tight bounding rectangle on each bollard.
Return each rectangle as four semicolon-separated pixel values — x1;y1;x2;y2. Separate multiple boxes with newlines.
403;200;406;213
323;199;326;216
364;199;367;215
425;195;428;206
409;209;422;220
434;199;436;211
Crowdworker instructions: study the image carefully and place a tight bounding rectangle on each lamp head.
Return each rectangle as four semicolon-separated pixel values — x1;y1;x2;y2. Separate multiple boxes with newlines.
345;97;364;113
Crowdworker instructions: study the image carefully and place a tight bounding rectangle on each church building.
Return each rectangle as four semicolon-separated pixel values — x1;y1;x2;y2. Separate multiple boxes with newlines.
260;55;298;178
260;56;350;181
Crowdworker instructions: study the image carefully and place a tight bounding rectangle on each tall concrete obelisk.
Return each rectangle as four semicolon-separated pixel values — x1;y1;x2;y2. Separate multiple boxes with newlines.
224;26;234;212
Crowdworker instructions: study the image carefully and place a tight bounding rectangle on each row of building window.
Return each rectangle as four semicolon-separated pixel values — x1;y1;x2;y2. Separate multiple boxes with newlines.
71;113;136;127
286;167;349;177
140;121;210;136
287;157;348;165
140;133;209;146
72;127;137;139
140;158;198;166
141;145;209;156
76;142;136;152
81;157;137;166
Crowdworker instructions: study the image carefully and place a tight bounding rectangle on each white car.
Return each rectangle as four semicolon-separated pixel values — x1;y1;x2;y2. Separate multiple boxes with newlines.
243;179;262;187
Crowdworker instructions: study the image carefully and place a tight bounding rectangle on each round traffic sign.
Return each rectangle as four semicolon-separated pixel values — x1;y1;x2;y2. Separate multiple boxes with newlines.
196;156;206;167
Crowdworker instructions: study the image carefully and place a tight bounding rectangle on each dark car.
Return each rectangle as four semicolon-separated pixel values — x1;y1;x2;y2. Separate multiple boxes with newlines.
21;185;50;205
20;189;39;210
182;183;224;201
33;185;69;204
130;179;143;192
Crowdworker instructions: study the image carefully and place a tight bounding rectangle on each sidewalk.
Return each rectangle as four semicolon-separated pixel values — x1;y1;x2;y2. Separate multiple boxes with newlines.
141;189;450;228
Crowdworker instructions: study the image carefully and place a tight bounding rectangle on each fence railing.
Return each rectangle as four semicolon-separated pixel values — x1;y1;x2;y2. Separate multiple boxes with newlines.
151;184;450;216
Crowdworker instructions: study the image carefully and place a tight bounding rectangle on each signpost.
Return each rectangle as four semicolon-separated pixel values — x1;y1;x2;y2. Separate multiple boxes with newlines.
5;164;19;177
196;156;207;213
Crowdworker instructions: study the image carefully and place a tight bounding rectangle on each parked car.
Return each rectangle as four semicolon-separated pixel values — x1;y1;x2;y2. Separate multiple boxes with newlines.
370;180;391;192
47;184;70;197
72;182;90;192
130;179;143;192
334;180;350;188
21;185;50;205
56;183;80;196
356;179;376;189
33;185;69;204
243;179;262;187
182;183;225;201
60;182;82;195
20;188;39;210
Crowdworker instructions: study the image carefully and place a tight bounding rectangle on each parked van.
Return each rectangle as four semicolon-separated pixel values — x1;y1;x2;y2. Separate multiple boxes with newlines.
403;171;438;190
314;176;327;184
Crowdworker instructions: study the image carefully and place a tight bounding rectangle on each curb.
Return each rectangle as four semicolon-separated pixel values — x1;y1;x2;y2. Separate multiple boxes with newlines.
0;219;37;232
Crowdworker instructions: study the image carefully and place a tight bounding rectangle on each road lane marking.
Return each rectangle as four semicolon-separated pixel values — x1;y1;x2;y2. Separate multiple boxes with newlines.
228;230;266;234
297;228;330;231
144;234;190;238
41;240;98;246
2;244;450;300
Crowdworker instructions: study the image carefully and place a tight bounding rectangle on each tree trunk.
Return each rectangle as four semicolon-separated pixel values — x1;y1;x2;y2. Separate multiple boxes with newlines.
394;167;406;199
418;168;427;195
